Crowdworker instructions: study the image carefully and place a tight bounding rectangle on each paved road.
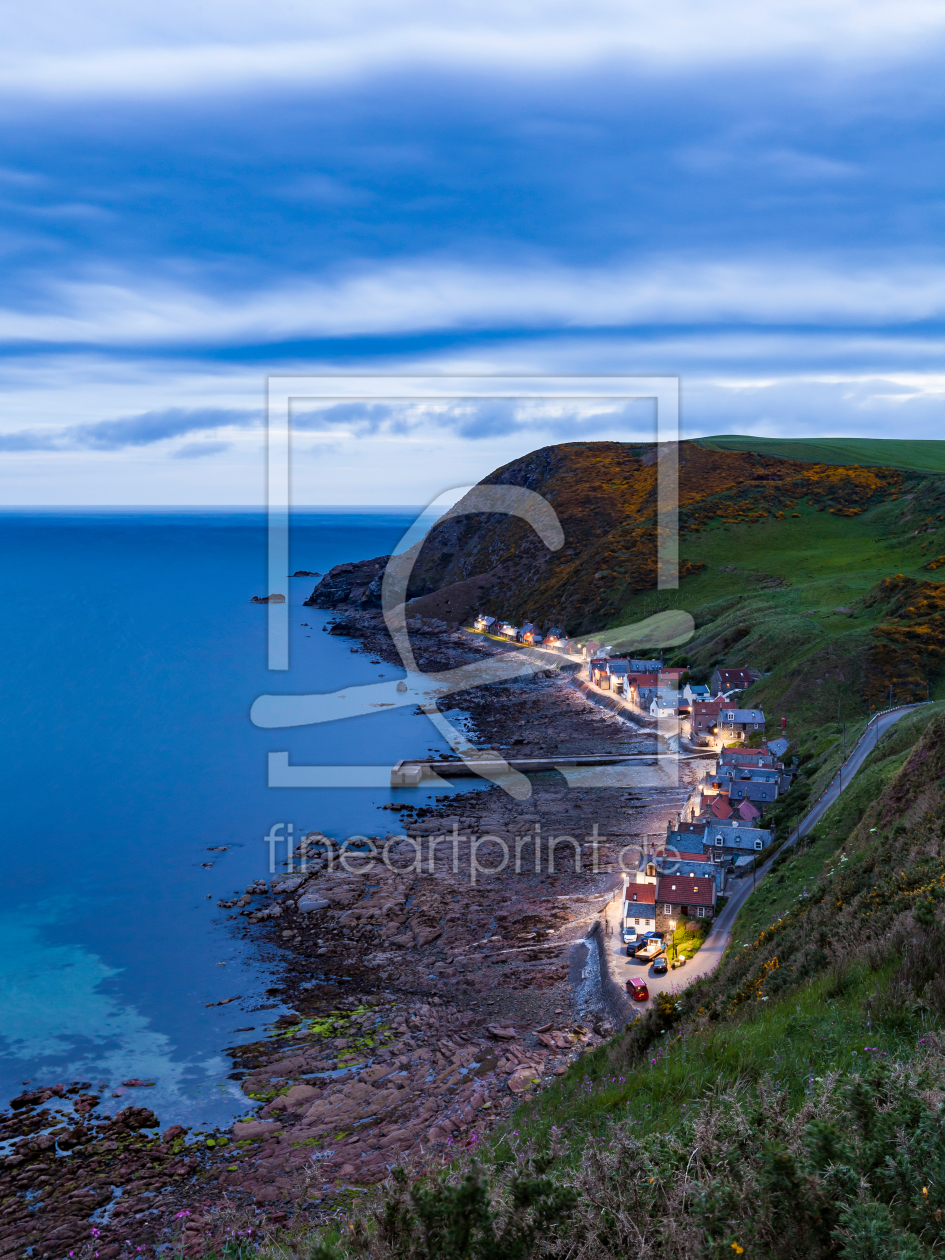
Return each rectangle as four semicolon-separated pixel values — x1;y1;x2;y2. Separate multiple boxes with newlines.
598;702;927;1014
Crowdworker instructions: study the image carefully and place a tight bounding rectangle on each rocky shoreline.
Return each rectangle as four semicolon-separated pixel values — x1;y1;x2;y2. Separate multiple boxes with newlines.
0;603;698;1260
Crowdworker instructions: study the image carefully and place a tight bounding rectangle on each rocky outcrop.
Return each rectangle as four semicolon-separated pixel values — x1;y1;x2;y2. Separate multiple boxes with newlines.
304;556;389;609
250;593;285;603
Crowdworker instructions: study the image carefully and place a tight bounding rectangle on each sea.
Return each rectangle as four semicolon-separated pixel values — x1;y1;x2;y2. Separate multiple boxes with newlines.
0;508;474;1130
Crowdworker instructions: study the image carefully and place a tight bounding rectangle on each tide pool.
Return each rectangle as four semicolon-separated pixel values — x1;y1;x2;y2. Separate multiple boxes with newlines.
0;509;468;1126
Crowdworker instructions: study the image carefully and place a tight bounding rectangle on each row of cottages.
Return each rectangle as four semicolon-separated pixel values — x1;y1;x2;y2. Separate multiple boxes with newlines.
472;614;572;651
664;742;795;871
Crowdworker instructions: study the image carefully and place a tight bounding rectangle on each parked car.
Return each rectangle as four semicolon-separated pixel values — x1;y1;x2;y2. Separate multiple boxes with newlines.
635;938;664;962
652;956;668;975
627;979;649;1001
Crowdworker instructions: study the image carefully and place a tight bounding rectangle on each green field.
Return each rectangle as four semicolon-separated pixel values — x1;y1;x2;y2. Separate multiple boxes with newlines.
608;480;945;750
698;434;945;473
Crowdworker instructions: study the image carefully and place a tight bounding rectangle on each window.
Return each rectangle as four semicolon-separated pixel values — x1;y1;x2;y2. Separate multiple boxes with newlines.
634;918;640;925
697;906;707;918
715;836;723;846
663;904;672;914
754;840;763;850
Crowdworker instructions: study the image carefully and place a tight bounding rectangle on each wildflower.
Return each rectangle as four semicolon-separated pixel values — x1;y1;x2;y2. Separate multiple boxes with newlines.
923;1187;929;1199
731;1245;744;1255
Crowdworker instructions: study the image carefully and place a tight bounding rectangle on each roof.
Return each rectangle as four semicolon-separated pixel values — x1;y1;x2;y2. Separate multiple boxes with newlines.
737;799;761;821
708;797;733;819
715;668;757;685
660;850;712;866
703;825;773;846
657;876;716;907
670;821;707;834
623;884;656;905
718;709;765;723
692;699;725;714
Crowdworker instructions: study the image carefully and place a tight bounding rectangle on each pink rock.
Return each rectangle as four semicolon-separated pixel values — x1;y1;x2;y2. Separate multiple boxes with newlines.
283;1084;318;1109
485;1025;517;1040
507;1067;541;1095
232;1120;282;1141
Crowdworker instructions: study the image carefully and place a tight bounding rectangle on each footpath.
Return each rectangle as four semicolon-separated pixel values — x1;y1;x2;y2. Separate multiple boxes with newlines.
592;702;929;1019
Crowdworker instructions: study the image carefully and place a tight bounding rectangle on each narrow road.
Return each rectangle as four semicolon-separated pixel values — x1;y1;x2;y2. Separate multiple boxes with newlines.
596;703;927;1014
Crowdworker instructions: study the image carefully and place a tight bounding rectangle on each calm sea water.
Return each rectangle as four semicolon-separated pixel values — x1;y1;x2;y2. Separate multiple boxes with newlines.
0;509;467;1128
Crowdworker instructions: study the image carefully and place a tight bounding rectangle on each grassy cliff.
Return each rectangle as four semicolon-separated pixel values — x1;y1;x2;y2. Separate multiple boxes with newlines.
247;711;945;1259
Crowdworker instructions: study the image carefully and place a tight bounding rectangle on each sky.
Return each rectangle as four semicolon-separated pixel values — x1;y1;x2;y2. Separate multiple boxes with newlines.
1;0;945;504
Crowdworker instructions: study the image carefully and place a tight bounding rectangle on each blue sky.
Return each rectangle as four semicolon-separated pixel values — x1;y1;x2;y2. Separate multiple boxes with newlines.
1;1;944;502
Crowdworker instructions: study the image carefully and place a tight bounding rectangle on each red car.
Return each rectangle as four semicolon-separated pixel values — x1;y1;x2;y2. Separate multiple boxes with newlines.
627;979;649;1001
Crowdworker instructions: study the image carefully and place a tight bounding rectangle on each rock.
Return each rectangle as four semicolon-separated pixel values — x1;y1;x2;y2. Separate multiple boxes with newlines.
273;876;304;893
485;1024;518;1040
534;1022;554;1033
232;1120;282;1141
254;1185;281;1202
298;895;330;912
283;1084;318;1109
293;571;319;577
359;1065;393;1084
113;1106;159;1130
507;1066;541;1094
250;593;285;603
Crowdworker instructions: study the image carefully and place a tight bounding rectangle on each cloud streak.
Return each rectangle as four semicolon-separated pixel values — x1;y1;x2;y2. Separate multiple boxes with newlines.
0;406;255;452
4;256;945;349
3;0;945;100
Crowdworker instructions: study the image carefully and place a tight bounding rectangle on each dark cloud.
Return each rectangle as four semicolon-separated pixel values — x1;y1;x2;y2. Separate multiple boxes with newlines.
292;402;398;435
171;440;233;459
71;407;255;450
0;430;61;450
0;407;256;453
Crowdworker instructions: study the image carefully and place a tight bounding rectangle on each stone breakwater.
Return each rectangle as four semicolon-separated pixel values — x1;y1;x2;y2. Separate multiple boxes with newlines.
0;612;698;1259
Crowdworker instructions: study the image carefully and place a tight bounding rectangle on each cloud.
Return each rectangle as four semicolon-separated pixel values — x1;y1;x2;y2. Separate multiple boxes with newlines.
0;406;256;452
2;0;945;99
5;255;945;349
171;439;233;458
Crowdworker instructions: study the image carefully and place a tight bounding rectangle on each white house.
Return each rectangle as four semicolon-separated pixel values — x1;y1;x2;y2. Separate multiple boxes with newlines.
649;691;682;718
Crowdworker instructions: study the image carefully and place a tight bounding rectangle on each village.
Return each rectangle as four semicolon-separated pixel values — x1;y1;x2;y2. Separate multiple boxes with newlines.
472;612;794;995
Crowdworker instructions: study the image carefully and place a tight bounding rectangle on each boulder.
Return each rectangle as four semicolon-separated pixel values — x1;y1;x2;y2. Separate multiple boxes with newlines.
283;1084;319;1109
298;895;330;912
232;1120;282;1141
507;1067;541;1095
485;1024;518;1040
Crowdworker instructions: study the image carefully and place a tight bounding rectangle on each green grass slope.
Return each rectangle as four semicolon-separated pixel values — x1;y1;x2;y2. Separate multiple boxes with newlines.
265;713;945;1260
609;475;945;752
699;434;945;473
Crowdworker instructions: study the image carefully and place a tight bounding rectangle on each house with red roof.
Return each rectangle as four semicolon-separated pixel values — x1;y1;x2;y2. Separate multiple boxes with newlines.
710;666;761;695
655;875;717;929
